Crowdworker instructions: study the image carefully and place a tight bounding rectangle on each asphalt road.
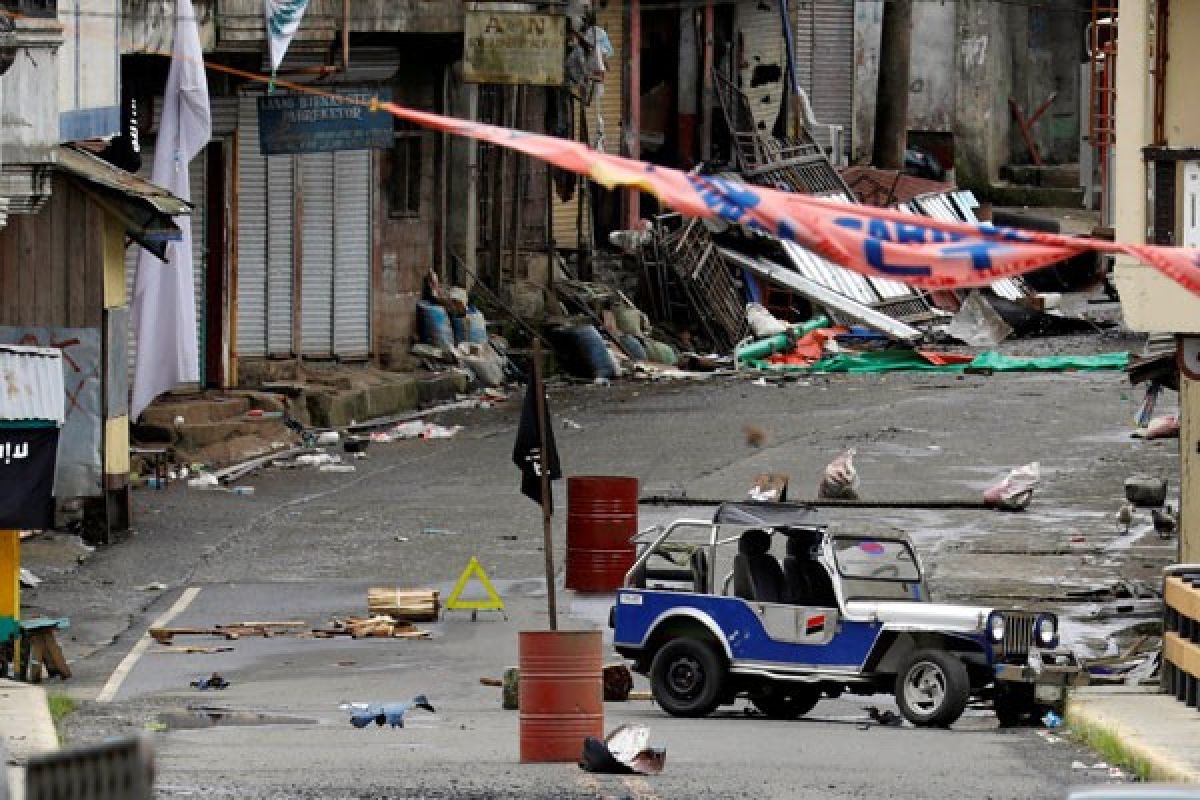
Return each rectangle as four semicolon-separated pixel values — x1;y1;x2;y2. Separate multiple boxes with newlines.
24;333;1177;798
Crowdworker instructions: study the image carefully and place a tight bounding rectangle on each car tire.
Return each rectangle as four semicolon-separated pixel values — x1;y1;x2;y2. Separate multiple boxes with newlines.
894;649;970;728
750;683;821;720
650;639;726;718
993;683;1038;727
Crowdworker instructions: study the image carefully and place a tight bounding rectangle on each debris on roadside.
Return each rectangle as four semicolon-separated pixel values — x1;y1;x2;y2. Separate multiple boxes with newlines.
312;616;432;640
579;724;666;776
818;449;860;501
152;646;234;655
1124;474;1168;507
190;672;230;690
1132;414;1180;440
369;421;463;443
136;581;168;592
346;695;436;729
603;664;634;702
367;588;440;622
748;473;789;503
19;567;42;588
863;706;904;727
151;621;307;644
982;462;1040;511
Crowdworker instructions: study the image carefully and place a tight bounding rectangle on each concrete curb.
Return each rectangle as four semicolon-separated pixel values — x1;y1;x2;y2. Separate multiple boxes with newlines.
1;679;58;800
1066;686;1200;783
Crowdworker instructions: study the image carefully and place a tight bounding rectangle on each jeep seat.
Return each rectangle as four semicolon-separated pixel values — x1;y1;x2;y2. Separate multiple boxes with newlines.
784;536;837;607
733;529;786;603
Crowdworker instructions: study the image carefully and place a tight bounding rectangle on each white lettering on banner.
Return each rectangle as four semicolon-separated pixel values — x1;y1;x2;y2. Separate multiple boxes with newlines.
2;442;29;465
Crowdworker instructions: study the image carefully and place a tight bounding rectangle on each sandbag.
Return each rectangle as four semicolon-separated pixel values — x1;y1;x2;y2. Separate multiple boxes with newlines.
417;301;455;353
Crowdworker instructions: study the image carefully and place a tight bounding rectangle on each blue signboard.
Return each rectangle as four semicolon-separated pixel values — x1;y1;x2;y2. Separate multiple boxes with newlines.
257;88;393;155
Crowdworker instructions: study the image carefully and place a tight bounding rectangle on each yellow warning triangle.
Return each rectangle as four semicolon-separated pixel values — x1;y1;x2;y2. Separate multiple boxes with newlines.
444;556;505;611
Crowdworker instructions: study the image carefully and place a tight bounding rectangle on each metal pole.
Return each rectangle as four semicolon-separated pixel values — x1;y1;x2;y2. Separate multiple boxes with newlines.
508;86;524;285
872;0;912;169
532;340;557;630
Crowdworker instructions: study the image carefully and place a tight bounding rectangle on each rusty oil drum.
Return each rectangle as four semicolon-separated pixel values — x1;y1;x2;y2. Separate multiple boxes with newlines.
518;630;604;762
565;476;639;592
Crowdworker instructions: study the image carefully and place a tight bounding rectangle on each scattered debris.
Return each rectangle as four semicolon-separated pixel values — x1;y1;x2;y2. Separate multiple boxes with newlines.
18;567;42;588
579;724;666;776
982;462;1039;511
367;588;440;622
1153;506;1178;538
370;421;463;443
479;677;503;688
1115;501;1135;533
604;664;634;702
190;672;230;690
818;449;860;500
743;424;767;448
153;646;234;655
316;431;340;447
748;473;790;503
562;418;584;431
347;695;436;729
1124;474;1168;507
136;582;168;592
311;616;431;640
862;706;904;727
1133;414;1180;440
151;621;307;644
1041;710;1062;729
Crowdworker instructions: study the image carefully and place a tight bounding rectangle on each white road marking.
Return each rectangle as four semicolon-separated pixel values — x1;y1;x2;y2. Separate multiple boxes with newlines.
96;586;201;703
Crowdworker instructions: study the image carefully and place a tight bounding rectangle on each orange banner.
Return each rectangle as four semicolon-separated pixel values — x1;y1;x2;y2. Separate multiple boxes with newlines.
378;100;1200;297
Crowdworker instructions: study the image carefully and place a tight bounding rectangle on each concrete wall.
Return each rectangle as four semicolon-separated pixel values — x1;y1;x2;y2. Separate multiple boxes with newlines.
57;0;121;140
852;0;1087;186
1;17;64;163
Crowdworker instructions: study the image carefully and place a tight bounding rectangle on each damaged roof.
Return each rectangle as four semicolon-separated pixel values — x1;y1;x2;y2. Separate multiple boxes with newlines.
55;145;191;261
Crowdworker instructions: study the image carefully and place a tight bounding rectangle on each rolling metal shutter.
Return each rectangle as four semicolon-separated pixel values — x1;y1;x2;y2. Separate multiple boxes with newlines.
333;149;371;358
300;151;336;356
236;94;269;358
265;153;294;355
792;0;855;156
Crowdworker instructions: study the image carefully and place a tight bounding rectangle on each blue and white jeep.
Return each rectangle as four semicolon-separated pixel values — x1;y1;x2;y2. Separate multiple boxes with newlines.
611;503;1084;727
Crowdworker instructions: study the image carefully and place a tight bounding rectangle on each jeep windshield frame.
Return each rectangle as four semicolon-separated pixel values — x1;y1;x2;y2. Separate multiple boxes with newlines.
832;535;922;584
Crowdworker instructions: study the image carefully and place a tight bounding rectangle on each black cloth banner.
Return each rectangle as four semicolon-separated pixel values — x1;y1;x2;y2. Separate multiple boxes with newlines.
512;383;562;512
0;427;59;530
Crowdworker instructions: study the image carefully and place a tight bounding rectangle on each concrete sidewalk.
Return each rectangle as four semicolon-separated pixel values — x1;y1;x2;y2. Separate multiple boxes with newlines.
0;680;58;800
1067;685;1200;783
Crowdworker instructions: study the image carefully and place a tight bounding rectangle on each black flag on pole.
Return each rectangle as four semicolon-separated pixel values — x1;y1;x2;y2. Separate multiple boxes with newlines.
512;382;562;511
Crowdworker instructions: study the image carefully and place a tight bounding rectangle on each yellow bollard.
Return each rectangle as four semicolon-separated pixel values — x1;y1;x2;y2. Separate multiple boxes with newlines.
1;529;19;674
0;530;17;619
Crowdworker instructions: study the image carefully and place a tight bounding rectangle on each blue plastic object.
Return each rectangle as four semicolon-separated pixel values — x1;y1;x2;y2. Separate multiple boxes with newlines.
417;301;455;351
464;308;488;344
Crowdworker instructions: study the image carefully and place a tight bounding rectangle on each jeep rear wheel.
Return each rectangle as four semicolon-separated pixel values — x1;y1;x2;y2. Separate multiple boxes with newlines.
650;639;726;717
750;683;821;720
894;649;969;727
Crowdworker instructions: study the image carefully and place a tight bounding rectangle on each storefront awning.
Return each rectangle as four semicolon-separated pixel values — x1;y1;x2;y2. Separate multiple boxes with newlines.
55;145;192;261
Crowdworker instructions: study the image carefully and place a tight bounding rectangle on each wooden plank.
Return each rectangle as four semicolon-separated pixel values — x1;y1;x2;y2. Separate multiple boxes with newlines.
66;187;89;327
1165;576;1200;623
17;206;38;326
0;223;18;324
1164;632;1200;679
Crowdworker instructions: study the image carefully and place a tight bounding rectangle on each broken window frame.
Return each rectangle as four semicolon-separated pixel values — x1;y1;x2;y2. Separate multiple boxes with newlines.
387;120;423;219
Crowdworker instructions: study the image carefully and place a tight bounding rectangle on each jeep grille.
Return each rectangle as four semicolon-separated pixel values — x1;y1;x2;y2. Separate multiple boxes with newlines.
996;612;1036;659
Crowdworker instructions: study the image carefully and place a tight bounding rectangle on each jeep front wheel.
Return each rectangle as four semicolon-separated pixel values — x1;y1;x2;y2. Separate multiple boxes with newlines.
894;649;969;727
650;639;726;717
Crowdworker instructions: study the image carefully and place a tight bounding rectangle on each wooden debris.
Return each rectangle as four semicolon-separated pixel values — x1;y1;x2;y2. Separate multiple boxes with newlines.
628;690;653;701
151;646;235;654
479;677;503;687
367;588;441;622
312;616;431;640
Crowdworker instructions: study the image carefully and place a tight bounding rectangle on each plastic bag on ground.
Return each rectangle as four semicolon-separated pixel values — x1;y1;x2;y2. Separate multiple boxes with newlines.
983;462;1040;510
818;448;860;500
746;303;789;338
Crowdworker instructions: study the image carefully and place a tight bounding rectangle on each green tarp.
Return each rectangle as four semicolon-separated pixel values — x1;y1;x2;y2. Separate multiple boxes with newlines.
745;349;1130;374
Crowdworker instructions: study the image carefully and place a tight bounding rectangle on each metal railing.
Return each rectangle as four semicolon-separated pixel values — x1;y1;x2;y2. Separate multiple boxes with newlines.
1161;565;1200;706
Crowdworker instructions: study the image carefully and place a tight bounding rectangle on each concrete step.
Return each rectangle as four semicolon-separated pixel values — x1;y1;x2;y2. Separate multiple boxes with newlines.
140;395;250;428
174;417;292;451
1000;163;1081;189
985;182;1085;209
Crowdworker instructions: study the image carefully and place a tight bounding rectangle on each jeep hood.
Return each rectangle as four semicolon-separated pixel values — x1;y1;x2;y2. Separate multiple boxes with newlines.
844;600;991;632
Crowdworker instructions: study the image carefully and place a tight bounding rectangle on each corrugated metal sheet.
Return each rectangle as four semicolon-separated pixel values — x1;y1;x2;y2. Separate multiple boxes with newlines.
266;154;295;355
736;0;786;135
124;146;209;387
333;149;372;357
236;94;269;357
553;4;624;248
301;152;336;356
0;345;65;424
793;0;854;157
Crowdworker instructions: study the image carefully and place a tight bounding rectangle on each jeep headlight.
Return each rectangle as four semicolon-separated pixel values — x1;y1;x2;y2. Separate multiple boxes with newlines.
1035;614;1058;648
986;612;1005;643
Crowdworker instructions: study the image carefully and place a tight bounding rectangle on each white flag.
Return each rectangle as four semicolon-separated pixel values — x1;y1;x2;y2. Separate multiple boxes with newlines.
130;0;211;421
265;0;311;73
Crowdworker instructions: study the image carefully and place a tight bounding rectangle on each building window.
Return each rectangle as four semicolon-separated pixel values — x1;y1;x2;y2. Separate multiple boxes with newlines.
387;122;422;218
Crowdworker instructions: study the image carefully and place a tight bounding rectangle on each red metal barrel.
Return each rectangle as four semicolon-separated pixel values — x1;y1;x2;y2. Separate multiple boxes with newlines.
566;476;639;592
518;630;604;762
